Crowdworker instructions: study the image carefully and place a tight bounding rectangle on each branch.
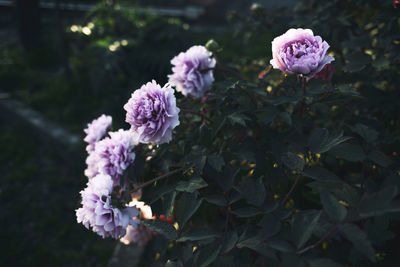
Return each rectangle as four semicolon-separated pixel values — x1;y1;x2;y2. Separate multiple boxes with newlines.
299;77;307;117
297;216;359;254
279;173;302;208
132;167;184;192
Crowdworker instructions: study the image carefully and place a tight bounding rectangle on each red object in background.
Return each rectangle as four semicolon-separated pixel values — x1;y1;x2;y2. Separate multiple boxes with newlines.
201;95;208;104
312;64;334;81
394;0;400;8
200;108;209;115
159;214;174;224
258;69;269;79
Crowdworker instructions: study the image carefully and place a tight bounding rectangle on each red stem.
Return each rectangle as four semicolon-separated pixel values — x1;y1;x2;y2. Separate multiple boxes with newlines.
279;174;301;207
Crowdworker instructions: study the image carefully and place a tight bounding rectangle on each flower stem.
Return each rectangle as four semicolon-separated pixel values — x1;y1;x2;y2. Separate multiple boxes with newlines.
299;77;307;117
279;173;301;207
133;167;185;192
297;216;359;254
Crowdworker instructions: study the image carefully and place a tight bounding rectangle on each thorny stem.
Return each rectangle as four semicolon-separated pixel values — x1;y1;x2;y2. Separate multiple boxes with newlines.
132;167;185;192
279;173;302;208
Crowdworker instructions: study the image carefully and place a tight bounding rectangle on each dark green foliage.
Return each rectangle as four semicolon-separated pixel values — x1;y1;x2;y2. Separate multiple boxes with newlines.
2;0;399;266
136;1;400;266
143;219;178;240
282;152;305;171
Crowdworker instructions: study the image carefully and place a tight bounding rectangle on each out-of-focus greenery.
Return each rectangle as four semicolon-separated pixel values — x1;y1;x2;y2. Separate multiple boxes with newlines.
0;3;193;133
128;1;399;267
0;119;116;266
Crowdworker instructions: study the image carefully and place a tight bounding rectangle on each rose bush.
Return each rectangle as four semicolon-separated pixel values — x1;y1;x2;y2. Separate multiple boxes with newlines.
75;1;400;266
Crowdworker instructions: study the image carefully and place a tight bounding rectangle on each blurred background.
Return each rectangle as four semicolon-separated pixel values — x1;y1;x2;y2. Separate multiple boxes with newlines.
0;1;293;266
1;0;399;266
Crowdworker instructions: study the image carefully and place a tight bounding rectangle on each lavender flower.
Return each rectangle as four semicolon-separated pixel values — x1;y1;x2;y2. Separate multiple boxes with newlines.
124;80;180;145
84;151;99;179
92;129;136;184
84;114;112;153
270;28;334;79
168;45;216;98
76;174;139;239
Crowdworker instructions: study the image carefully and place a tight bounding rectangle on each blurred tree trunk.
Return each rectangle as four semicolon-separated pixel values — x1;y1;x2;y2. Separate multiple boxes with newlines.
55;0;71;79
15;0;42;51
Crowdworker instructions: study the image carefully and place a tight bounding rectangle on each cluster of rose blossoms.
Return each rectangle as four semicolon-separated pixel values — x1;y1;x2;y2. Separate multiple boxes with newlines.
76;45;215;240
76;28;334;242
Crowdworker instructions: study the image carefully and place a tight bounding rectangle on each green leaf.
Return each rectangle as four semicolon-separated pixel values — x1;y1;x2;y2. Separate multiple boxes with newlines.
228;190;242;205
176;176;208;193
302;166;342;183
165;260;183;267
236;235;262;249
220;231;238;254
211;116;226;138
143;219;177;240
204;194;227;206
238;179;266;206
308;128;351;154
320;190;347;223
261;196;279;213
339;223;375;262
238;238;277;260
178;229;219;242
231;207;261;217
258;214;280;238
183;152;207;172
249;243;277;259
343;51;371;73
268;239;295;252
308;258;343;267
195;245;221;267
329;143;366;162
94;39;110;48
257;107;279;125
162;191;176;217
143;184;175;204
372;56;390;70
175;193;203;229
291;210;321;248
279;112;292;126
358;186;398;218
269;95;298;105
207;154;225;172
351;123;378;143
333;183;361;207
365;216;396;246
281;253;305;267
368;150;392;167
216;165;238;192
336;85;360;97
282;152;305;171
228;112;249;127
